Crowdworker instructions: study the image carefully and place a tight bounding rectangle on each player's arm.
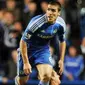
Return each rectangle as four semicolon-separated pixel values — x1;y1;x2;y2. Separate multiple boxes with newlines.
20;18;35;75
57;24;66;75
58;41;66;75
20;30;32;74
59;41;66;75
59;41;66;61
20;39;29;64
20;15;41;75
20;28;32;64
20;38;32;75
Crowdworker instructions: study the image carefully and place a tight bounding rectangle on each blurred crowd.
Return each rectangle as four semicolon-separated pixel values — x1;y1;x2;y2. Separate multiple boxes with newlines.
0;0;85;84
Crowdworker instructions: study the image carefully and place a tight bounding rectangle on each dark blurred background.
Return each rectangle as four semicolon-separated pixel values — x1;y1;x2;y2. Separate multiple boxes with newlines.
0;0;85;85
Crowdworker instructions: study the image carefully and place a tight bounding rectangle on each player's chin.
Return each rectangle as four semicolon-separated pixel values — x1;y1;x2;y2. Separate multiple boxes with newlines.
48;20;54;23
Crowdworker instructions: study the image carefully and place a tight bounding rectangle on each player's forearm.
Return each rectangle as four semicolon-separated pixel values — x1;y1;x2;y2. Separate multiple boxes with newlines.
60;41;66;61
20;39;29;64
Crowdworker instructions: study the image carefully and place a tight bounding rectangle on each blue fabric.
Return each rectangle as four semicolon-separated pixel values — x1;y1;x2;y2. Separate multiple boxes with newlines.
21;14;66;48
62;55;84;80
17;46;53;77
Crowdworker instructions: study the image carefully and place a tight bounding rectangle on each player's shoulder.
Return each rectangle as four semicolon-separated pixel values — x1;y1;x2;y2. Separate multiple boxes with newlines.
30;15;42;22
28;14;44;26
55;16;66;31
56;16;65;25
26;14;45;33
28;15;42;27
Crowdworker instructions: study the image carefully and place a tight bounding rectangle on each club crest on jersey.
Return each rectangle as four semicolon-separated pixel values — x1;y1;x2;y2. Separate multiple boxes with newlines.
41;30;45;33
53;29;57;33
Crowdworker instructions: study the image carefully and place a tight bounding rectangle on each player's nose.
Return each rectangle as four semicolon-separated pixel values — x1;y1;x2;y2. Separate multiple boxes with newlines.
48;10;53;15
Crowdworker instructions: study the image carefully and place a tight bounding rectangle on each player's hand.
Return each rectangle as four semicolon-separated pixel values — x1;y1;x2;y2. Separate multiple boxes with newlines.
23;63;32;75
58;59;64;75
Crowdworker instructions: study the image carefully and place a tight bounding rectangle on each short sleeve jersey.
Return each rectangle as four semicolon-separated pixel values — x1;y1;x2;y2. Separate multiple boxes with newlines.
21;14;66;48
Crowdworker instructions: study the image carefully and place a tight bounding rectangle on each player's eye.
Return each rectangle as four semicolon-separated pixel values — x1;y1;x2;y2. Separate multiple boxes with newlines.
47;8;51;11
50;8;56;12
47;8;56;12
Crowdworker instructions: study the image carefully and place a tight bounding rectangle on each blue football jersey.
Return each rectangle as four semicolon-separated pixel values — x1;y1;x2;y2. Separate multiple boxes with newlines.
21;14;66;50
17;15;66;77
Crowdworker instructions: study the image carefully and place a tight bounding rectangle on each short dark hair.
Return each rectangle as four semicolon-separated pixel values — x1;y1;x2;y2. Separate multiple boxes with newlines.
48;1;61;11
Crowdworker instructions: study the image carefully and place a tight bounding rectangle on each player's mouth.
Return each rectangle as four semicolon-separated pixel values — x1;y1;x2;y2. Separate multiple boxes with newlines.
48;16;54;20
48;16;53;18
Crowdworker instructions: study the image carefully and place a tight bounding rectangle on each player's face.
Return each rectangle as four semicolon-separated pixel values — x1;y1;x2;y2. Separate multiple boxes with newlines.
46;4;60;23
